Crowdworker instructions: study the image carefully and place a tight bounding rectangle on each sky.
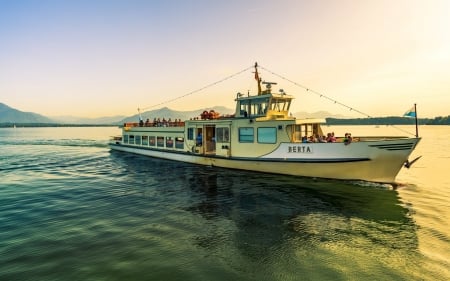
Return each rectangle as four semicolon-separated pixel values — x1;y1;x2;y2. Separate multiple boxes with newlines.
1;0;449;118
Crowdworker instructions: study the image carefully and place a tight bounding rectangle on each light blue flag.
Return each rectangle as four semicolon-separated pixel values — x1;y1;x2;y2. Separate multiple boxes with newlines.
404;106;416;118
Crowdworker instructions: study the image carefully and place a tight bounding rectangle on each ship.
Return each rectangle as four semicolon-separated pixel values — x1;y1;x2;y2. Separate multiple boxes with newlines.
109;63;421;184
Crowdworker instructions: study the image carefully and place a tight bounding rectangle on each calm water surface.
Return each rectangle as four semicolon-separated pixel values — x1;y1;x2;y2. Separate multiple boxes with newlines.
0;126;448;280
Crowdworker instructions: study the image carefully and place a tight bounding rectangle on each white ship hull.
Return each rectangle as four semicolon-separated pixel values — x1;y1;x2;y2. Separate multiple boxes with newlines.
110;137;420;184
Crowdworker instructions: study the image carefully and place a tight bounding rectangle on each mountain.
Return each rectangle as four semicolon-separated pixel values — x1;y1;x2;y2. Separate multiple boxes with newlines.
293;110;348;119
50;115;126;125
0;102;55;123
0;102;235;125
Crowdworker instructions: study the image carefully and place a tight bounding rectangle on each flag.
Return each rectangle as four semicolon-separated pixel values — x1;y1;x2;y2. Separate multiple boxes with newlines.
403;106;416;118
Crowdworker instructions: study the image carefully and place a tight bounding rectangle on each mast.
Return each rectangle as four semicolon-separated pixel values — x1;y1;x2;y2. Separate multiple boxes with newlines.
254;62;262;95
414;103;419;138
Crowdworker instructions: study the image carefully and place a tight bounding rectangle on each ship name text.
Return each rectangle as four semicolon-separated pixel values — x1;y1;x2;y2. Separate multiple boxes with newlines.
288;146;312;153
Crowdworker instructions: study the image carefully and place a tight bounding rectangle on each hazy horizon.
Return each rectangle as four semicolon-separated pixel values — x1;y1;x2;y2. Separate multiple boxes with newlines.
1;0;449;118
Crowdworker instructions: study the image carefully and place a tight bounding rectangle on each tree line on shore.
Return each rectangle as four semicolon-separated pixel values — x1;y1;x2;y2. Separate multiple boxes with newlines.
326;116;450;125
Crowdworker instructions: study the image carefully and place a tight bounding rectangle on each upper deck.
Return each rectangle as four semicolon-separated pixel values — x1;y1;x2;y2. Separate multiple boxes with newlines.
234;70;295;121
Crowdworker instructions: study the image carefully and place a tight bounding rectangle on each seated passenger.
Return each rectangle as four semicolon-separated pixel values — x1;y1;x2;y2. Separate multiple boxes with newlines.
327;132;336;142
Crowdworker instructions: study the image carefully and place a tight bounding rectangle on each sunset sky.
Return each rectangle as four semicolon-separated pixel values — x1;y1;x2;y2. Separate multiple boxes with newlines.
1;0;449;118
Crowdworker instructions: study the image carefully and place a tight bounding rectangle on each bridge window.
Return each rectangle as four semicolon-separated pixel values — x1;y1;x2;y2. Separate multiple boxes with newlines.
239;127;254;143
270;98;291;112
258;127;277;143
239;97;270;117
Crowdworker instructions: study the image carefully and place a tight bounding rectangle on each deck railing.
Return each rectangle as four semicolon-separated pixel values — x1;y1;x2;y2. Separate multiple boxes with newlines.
123;121;185;128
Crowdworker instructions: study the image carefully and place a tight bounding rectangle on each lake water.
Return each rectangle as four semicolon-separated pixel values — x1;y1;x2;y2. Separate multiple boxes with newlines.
0;126;449;281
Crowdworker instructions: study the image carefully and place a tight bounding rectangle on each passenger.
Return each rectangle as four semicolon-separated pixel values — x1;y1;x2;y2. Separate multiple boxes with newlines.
308;136;315;143
145;118;150;126
139;118;144;127
318;135;327;143
329;132;337;142
153;117;157;126
301;136;308;143
344;133;353;145
196;133;203;146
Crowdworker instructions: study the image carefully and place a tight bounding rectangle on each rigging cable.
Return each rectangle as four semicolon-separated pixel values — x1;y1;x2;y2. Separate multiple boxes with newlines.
259;65;416;137
139;65;254;112
259;65;372;118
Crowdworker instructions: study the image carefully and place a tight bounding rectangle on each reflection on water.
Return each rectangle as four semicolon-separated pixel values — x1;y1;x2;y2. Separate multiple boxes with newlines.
112;151;420;280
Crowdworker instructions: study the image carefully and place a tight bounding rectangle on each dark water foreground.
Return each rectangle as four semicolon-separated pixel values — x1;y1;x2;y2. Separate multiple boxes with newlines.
0;127;447;280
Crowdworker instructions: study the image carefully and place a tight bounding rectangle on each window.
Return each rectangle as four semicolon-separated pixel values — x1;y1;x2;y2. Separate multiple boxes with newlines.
187;128;194;140
239;127;254;142
129;135;135;144
270;98;291;112
149;136;155;146
142;135;148;146
157;136;164;147
239;97;269;117
124;135;129;143
166;137;174;148
258;127;277;143
135;135;141;145
216;127;230;142
175;137;184;149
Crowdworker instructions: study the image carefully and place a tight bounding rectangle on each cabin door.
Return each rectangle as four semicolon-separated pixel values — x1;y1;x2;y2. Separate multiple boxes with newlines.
204;125;216;155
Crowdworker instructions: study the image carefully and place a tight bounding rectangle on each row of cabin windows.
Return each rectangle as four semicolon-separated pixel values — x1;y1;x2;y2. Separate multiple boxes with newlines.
124;125;315;148
187;127;231;143
186;127;276;144
239;127;277;143
123;135;184;149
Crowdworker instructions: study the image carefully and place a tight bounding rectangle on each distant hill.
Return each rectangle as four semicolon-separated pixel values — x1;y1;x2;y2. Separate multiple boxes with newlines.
0;102;235;126
0;102;55;123
50;115;126;125
293;110;348;119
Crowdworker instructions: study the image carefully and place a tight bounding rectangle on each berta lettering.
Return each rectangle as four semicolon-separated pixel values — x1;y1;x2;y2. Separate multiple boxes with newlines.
288;146;312;153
